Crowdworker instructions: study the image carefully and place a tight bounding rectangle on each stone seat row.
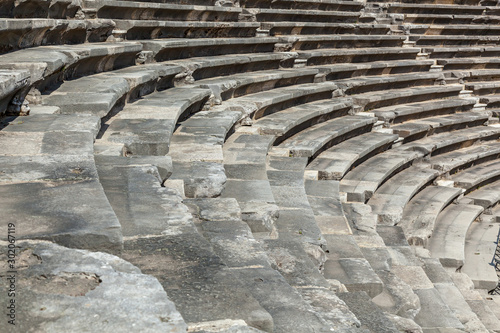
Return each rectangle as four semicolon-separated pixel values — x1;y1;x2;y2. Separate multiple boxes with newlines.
0;18;115;53
220;126;500;332
392;13;500;24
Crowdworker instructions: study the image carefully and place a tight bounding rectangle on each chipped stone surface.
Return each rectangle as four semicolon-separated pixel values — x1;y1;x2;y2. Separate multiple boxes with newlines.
0;240;187;333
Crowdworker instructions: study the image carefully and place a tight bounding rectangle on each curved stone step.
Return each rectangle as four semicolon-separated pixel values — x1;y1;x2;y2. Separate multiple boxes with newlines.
0;42;142;89
368;166;440;225
438;57;500;70
337;71;443;96
412;35;500;47
0;18;115;54
353;84;463;112
370;0;482;3
169;52;297;83
194;67;319;103
390;110;491;141
97;86;211;156
42;63;183;117
253;97;353;142
88;0;241;21
401;13;498;24
266;22;390;36
466;81;500;95
425;46;500;59
245;7;360;23
279;34;405;50
0;240;188;332
1;0;83;18
314;59;434;82
277;115;376;159
462;216;499;290
306;132;398;180
429;141;500;174
0;114;123;251
115;20;260;39
340;149;425;203
427;203;484;268
464;178;500;208
142;37;280;62
387;3;486;15
373;98;477;123
400;185;463;246
417;23;500;35
298;47;421;66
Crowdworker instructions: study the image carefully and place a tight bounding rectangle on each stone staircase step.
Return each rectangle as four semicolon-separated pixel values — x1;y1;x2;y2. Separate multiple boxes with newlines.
427;203;484;268
97;86;211;156
245;7;360;23
42;64;183;117
86;0;241;21
368;166;440;225
306;132;398;181
194;67;319;104
297;47;421;67
402;125;500;155
115;19;260;39
0;114;122;250
277;115;376;159
242;0;364;11
314;59;434;82
400;185;463;246
223;133;278;234
412;35;500;47
338;291;400;333
464;178;500;208
451;158;500;192
280;34;405;50
340;148;424;203
0;42;142;90
0;69;30;115
414;288;465;330
390;110;491;141
141;37;280;62
0;240;189;332
429;141;500;174
353;84;463;112
0;18;115;54
265;22;390;36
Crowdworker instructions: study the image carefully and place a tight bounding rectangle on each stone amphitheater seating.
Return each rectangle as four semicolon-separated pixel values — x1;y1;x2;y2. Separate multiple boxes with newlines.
3;0;500;331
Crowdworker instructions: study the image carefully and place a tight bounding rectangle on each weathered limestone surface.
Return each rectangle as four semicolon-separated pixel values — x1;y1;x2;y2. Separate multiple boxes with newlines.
427;204;484;268
0;115;122;250
0;240;187;333
3;0;500;331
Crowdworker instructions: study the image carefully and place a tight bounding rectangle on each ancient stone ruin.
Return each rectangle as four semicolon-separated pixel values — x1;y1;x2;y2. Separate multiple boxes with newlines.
1;0;500;332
